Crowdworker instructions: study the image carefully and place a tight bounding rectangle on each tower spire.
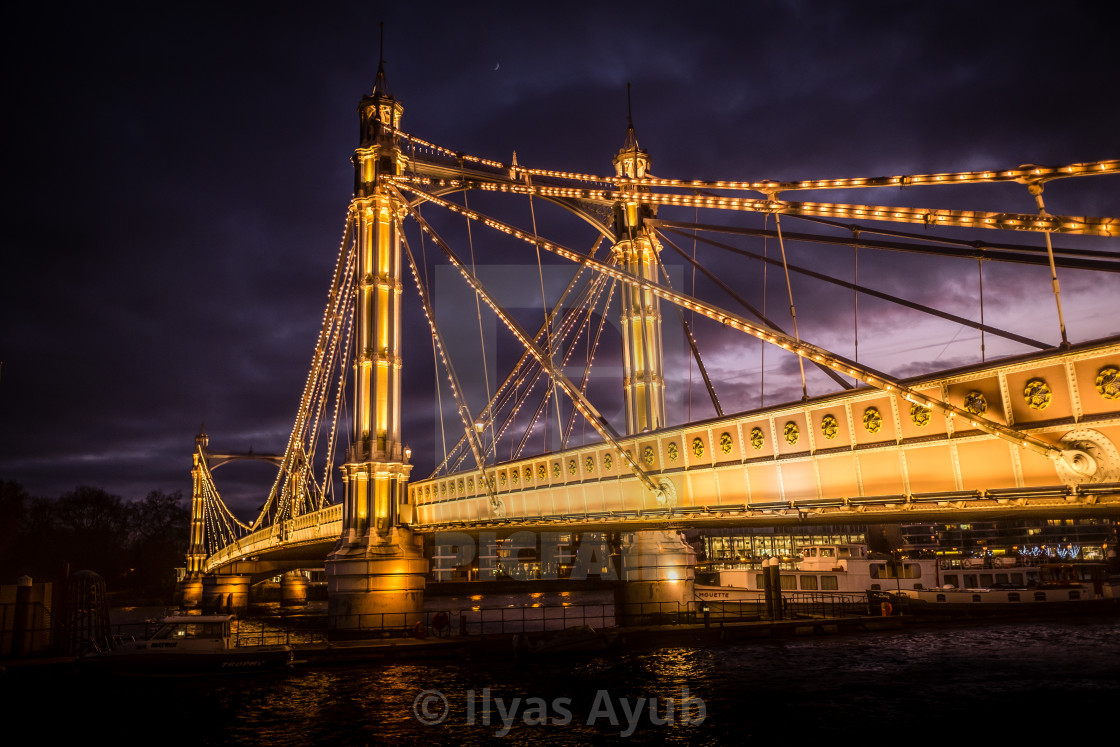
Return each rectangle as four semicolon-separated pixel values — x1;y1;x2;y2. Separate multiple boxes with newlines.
622;82;639;152
373;22;390;96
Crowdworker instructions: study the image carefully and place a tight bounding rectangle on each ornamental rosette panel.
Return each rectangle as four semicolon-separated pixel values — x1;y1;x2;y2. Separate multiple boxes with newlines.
910;403;931;427
750;427;764;450
1023;378;1052;410
1097;366;1120;400
964;391;988;415
820;414;839;440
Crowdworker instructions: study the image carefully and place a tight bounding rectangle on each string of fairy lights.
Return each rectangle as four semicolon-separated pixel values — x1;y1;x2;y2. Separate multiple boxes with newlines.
196;216;358;546
391;126;1118;195
390;173;1115;236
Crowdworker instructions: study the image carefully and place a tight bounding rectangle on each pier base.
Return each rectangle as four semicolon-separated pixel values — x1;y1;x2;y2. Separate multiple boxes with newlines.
280;570;309;608
326;527;427;635
615;529;696;625
201;574;251;613
177;573;204;609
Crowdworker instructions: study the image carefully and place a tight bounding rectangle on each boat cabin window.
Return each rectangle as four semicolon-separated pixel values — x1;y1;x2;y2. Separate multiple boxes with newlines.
800;575;818;590
943;574;959;588
1034;592;1046;601
980;574;994;587
818;548;835;558
780;576;797;591
870;562;924;579
837;547;851;558
1008;592;1020;601
151;621;228;640
936;594;946;602
964;574;979;588
755;574;765;589
1010;573;1024;585
972;594;982;602
1069;591;1081;600
821;576;838;590
805;548;817;557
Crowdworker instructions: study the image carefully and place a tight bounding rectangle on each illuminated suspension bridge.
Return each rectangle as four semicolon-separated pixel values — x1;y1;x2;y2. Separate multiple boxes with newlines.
178;63;1120;628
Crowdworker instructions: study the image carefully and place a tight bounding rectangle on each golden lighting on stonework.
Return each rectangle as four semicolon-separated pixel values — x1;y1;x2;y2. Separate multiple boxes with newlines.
1023;378;1052;410
784;422;799;445
820;415;839;440
863;408;883;434
720;433;733;453
910;403;932;427
643;445;655;464
1097;366;1120;400
667;442;679;461
692;438;705;458
964;391;988;415
750;427;765;449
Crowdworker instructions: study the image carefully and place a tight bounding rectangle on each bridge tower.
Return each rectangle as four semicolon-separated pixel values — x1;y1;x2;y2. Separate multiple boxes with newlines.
610;110;697;619
325;62;427;632
612;118;666;434
177;430;209;608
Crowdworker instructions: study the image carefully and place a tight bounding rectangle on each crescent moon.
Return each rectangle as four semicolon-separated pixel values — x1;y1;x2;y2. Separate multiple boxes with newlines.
494;63;500;71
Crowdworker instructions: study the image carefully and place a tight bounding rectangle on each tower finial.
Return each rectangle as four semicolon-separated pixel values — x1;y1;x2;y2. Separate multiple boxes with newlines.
373;22;390;96
621;82;639;152
627;82;633;130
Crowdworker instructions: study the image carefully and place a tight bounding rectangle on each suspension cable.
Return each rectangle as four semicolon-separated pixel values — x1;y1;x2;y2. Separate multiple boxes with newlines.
654;251;723;417
460;159;499;453
657;226;1052;350
979;258;986;362
524;169;565;445
1029;182;1070;348
401;227;501;512
397;186;665;497
397;181;1068;464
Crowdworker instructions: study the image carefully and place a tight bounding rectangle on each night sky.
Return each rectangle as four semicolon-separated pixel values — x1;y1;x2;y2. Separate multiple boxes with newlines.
4;1;1118;515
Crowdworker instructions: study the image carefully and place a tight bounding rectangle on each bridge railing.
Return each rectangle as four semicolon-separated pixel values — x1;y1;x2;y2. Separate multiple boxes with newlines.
203;504;343;573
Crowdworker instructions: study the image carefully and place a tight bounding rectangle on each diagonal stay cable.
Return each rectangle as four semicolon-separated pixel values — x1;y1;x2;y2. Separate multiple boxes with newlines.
655;229;856;387
395;182;1069;464
657;226;1052;351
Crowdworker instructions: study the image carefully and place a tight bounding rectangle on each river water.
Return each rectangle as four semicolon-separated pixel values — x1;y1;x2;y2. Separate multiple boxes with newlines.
5;594;1118;744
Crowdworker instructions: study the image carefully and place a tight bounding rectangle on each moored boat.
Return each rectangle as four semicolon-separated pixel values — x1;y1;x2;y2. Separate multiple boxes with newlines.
82;615;294;675
883;562;1120;615
695;543;938;606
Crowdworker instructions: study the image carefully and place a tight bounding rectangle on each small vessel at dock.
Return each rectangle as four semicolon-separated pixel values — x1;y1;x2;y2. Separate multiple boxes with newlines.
695;543;938;606
883;562;1120;615
82;615;294;675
